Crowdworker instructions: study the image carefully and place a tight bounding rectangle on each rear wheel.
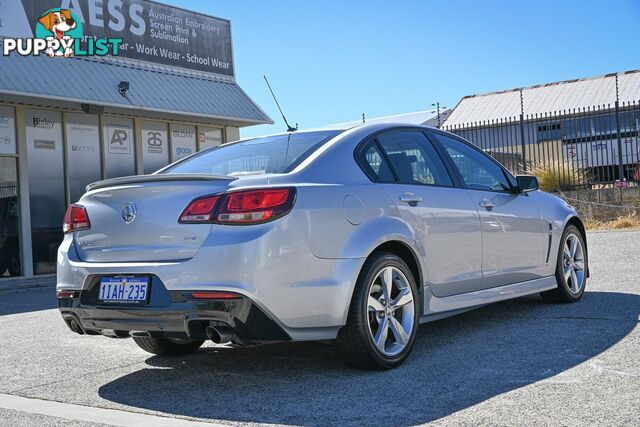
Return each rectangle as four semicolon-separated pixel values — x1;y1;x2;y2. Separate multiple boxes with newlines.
132;337;204;356
541;225;587;303
337;252;419;370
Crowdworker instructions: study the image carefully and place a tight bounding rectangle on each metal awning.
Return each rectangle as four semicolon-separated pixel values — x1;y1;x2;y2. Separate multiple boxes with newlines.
0;55;272;126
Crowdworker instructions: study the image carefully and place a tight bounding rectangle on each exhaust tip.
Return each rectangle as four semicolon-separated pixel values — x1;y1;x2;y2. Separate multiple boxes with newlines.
205;326;232;344
66;318;85;335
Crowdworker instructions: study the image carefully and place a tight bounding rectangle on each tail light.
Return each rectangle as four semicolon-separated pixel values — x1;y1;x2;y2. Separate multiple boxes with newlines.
179;195;220;223
63;204;91;233
56;290;75;299
179;187;296;225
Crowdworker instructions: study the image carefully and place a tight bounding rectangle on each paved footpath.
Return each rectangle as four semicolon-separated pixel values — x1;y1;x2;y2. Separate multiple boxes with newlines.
0;230;638;426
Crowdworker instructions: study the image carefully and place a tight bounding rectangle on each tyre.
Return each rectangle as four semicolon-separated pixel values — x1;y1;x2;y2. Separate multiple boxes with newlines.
132;337;204;356
337;252;419;370
541;224;587;303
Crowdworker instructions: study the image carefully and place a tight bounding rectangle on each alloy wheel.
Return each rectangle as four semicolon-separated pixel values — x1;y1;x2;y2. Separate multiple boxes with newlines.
563;233;585;294
366;266;415;357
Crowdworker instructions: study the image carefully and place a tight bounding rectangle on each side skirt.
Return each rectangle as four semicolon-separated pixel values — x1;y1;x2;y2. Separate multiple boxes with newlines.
419;275;557;324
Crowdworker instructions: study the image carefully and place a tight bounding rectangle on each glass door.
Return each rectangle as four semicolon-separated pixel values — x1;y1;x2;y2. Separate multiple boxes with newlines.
0;157;21;277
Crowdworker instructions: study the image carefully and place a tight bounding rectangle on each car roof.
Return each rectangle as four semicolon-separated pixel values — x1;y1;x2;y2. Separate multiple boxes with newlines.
243;122;439;141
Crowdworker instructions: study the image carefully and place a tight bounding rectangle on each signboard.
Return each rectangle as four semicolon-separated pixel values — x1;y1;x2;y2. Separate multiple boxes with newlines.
66;113;101;202
7;0;234;76
0;106;17;155
170;123;196;161
141;120;169;173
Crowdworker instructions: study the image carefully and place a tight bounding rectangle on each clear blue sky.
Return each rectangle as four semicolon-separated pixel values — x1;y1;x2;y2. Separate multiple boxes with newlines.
164;0;640;137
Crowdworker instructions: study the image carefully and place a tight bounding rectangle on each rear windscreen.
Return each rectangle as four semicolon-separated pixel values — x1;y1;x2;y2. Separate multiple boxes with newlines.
162;130;342;176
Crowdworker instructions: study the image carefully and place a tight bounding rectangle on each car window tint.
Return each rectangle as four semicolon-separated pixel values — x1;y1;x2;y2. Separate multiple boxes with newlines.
376;131;452;186
434;133;511;192
359;141;395;182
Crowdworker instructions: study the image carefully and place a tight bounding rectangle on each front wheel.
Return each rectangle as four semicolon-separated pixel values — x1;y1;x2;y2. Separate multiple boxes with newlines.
337;252;419;370
541;225;587;303
132;337;204;356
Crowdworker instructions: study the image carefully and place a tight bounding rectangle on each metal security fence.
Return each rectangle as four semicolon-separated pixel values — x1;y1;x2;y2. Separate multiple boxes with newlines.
442;102;640;190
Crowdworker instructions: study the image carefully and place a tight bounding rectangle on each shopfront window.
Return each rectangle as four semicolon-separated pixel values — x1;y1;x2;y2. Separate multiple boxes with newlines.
66;113;101;202
0;160;21;278
171;124;197;162
142;121;169;174
0;106;21;278
198;127;223;150
103;116;136;178
25;109;65;275
0;106;17;155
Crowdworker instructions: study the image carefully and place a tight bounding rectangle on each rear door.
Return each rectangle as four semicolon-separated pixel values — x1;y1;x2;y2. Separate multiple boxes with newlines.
358;129;484;297
430;131;548;288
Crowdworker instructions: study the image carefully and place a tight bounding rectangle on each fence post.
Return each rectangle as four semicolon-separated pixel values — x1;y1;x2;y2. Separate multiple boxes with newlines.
614;101;625;180
519;89;527;172
614;75;625;181
519;114;527;172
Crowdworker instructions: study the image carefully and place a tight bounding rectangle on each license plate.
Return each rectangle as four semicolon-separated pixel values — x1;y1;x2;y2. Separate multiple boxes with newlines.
99;277;149;305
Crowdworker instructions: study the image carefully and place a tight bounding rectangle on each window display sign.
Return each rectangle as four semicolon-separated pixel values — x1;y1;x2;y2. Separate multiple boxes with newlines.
171;124;196;161
141;120;169;174
66;113;101;202
103;117;135;178
0;106;17;155
198;127;223;150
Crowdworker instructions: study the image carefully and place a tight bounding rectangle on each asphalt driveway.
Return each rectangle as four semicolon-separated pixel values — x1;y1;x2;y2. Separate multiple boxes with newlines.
0;230;638;426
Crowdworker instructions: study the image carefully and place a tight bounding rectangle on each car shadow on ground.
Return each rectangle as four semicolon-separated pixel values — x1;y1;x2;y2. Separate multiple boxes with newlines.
0;287;56;316
98;291;638;426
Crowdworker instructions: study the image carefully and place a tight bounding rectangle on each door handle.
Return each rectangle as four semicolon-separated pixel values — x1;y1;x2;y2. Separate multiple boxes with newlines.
479;199;495;210
399;194;422;205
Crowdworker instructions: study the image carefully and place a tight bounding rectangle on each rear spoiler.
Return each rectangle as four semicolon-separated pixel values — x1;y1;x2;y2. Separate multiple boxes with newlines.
86;174;237;192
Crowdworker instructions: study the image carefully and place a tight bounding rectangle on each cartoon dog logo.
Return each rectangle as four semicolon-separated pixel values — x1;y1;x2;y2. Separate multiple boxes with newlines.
37;9;77;57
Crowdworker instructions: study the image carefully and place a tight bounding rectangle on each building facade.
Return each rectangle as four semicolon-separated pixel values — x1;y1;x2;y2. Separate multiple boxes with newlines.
442;70;640;186
0;1;271;280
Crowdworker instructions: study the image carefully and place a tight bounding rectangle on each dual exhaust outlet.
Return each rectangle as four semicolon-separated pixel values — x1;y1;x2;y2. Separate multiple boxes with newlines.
126;325;236;344
64;314;235;344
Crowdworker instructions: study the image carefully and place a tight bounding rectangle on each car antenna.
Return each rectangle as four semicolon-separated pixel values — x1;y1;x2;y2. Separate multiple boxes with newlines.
264;75;298;132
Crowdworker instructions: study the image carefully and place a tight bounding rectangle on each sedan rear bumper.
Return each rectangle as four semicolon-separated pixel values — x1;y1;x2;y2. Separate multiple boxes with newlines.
58;289;291;344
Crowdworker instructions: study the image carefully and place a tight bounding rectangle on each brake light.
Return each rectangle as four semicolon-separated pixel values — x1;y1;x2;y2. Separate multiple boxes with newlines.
179;188;296;225
217;188;294;224
179;195;220;223
63;204;91;233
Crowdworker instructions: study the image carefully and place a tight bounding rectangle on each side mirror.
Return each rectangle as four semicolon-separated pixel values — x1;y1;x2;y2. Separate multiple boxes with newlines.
516;175;539;193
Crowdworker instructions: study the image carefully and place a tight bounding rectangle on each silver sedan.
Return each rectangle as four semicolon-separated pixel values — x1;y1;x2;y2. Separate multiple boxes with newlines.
56;123;588;369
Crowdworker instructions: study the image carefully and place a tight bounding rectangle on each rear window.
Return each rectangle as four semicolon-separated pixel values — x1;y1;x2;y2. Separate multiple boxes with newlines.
162;131;342;176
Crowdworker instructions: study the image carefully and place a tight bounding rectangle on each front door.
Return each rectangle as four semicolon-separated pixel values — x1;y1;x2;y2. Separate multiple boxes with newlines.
367;130;484;297
431;132;548;288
